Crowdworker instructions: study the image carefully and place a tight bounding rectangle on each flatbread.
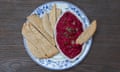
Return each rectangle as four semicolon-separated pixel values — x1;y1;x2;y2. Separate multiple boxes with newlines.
76;20;97;44
27;14;55;46
56;8;62;20
49;4;57;30
22;4;63;59
26;40;48;58
28;23;59;58
22;23;47;58
42;13;53;38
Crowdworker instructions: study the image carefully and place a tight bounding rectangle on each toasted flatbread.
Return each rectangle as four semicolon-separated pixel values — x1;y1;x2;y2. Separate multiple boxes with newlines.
56;8;62;20
49;4;57;30
27;14;55;46
42;13;53;38
26;40;48;58
22;4;63;59
22;23;47;58
76;20;97;44
28;23;59;58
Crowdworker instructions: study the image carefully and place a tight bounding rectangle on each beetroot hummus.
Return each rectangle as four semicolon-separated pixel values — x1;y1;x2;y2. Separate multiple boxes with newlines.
56;11;83;59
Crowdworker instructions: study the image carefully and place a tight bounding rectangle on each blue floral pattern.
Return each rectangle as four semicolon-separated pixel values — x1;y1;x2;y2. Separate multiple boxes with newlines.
23;1;92;70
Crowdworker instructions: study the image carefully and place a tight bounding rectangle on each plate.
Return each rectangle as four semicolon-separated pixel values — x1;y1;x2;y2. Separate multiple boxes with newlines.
23;1;92;70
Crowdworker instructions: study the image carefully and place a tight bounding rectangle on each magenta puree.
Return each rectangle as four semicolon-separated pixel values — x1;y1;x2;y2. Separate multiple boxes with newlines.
56;11;83;59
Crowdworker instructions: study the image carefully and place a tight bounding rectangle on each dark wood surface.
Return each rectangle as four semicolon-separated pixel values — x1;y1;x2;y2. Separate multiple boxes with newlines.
0;0;120;72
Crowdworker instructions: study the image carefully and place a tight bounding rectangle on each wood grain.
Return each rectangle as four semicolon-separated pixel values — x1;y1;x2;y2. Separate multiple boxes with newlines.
0;0;120;72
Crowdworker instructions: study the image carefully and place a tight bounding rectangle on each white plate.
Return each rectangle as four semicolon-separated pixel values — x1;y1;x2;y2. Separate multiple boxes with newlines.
23;1;92;70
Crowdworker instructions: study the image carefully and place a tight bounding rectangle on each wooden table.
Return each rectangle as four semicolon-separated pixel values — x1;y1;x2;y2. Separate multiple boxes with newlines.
0;0;120;72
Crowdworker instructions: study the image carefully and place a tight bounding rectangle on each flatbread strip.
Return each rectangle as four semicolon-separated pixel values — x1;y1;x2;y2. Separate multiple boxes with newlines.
49;4;62;32
56;8;62;20
76;20;97;44
27;14;55;46
49;4;57;30
42;13;53;38
22;23;47;58
22;22;59;58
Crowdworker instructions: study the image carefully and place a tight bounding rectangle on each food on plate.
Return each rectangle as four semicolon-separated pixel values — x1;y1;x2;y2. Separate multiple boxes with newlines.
56;11;83;59
27;14;55;45
76;20;97;44
29;23;59;57
49;4;57;30
22;4;63;58
22;23;47;58
22;22;58;58
56;8;62;20
22;3;96;60
55;11;97;60
27;40;48;58
42;13;53;38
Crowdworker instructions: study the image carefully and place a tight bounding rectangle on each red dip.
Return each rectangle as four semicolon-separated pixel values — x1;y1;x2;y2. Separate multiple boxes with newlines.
56;11;83;59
